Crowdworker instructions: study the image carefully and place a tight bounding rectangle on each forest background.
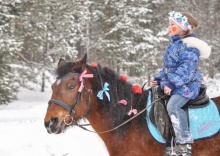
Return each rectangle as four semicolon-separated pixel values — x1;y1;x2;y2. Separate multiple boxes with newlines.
1;0;220;104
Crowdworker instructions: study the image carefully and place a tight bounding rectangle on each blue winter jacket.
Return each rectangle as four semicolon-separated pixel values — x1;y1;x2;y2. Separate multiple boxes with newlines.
154;34;208;99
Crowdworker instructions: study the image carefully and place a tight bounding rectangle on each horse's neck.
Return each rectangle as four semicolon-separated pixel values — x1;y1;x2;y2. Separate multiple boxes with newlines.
86;102;113;133
86;105;116;150
86;99;163;156
87;114;162;155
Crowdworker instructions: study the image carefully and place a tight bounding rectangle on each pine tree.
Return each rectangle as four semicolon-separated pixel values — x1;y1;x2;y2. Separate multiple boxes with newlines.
1;0;219;105
88;0;167;84
0;1;20;104
13;0;89;91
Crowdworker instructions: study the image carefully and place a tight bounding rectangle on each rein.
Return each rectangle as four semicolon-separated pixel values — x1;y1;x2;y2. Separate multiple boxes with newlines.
75;94;167;134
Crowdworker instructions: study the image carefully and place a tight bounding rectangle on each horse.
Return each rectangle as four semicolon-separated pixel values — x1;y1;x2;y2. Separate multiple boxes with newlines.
44;54;220;156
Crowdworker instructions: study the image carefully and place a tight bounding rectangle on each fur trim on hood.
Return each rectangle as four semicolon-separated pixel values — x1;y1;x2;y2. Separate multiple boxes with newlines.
182;37;211;58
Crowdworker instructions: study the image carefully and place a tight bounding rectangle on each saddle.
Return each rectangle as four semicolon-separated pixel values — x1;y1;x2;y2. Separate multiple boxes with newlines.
149;84;209;145
186;84;209;108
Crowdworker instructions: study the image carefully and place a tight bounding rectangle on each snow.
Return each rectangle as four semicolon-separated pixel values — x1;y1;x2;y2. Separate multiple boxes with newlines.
203;76;220;98
0;78;219;156
0;88;109;156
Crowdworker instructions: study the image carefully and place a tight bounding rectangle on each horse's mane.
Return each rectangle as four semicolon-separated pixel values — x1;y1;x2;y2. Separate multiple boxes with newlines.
56;62;77;77
86;64;149;134
56;61;149;135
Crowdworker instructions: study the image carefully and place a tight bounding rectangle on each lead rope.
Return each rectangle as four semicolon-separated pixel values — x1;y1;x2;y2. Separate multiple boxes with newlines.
75;94;167;134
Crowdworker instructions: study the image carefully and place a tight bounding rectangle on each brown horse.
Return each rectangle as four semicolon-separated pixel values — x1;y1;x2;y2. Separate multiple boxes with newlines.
44;54;220;156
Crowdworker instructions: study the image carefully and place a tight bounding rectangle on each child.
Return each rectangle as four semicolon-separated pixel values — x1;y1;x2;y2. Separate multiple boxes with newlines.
151;11;211;155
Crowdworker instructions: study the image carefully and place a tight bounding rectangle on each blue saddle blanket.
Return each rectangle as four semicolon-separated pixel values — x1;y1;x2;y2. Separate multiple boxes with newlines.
146;92;220;144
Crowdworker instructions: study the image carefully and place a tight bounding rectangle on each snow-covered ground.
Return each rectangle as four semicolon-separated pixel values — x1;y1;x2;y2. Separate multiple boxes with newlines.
0;77;219;156
0;88;109;156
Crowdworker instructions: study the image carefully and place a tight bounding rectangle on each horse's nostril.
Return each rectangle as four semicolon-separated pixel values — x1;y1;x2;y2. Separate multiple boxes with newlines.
44;120;50;128
51;117;58;125
44;117;58;128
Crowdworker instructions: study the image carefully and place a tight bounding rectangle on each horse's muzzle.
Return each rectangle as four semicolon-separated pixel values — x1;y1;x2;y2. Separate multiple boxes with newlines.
44;117;63;134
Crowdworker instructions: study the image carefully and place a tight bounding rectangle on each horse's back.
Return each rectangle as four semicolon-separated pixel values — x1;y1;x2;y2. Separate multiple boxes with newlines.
192;95;220;156
212;96;220;107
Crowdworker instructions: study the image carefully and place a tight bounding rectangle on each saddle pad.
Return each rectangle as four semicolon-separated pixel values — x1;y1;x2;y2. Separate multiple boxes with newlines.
189;99;220;140
146;91;220;143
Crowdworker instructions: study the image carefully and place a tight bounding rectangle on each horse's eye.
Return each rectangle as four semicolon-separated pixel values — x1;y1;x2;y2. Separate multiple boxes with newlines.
68;83;76;90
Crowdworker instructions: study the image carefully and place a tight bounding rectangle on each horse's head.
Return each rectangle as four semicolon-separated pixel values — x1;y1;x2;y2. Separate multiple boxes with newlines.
44;54;94;134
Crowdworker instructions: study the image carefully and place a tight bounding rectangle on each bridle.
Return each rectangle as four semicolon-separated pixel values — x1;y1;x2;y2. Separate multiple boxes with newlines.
48;70;93;126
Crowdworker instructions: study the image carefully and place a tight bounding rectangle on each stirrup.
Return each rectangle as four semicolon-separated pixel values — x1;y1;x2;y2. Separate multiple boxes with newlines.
163;146;178;156
175;144;192;156
163;137;177;156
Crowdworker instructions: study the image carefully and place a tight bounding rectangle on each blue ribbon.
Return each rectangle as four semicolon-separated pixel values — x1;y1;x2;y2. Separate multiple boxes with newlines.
97;82;110;101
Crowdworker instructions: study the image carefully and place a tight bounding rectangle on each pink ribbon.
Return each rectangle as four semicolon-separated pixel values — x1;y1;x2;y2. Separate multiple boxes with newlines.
118;99;127;105
127;108;137;116
78;70;94;92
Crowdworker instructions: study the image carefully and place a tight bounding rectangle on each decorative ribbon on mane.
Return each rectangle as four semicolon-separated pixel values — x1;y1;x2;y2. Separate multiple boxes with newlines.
127;108;137;116
97;82;110;101
118;99;127;105
78;69;94;92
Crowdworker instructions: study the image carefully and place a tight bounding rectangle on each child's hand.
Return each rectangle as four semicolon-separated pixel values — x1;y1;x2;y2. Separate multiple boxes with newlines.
151;81;158;87
164;86;172;95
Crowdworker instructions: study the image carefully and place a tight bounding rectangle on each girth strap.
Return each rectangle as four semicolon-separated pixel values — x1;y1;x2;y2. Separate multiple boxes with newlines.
48;99;72;112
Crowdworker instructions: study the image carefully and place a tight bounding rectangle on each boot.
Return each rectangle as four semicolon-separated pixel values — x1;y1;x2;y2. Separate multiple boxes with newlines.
163;146;178;156
175;144;192;156
163;144;192;156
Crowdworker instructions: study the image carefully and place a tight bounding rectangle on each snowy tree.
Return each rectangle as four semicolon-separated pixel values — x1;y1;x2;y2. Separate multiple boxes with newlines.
87;0;167;84
192;0;220;78
0;1;21;104
1;0;219;104
13;0;90;91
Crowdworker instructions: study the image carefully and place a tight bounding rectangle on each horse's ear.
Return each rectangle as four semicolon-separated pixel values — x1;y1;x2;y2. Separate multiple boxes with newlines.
81;53;87;65
58;58;66;68
77;53;87;67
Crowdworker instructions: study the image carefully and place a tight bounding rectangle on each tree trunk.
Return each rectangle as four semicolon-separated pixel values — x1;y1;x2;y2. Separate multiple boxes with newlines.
41;72;45;92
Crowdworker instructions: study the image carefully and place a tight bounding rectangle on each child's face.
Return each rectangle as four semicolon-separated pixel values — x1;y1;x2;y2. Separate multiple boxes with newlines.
168;20;184;37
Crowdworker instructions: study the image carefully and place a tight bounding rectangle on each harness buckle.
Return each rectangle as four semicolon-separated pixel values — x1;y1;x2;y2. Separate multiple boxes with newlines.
64;115;74;125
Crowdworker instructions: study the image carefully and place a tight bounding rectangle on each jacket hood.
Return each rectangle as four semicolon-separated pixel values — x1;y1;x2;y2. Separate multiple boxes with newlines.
182;37;211;58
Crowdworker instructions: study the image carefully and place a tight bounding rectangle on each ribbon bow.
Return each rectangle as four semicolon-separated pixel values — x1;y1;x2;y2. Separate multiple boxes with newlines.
127;108;137;116
78;70;94;92
97;82;110;101
118;99;127;105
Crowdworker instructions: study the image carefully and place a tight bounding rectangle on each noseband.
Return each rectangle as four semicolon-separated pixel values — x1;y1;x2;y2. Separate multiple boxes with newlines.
48;93;82;125
48;70;93;125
